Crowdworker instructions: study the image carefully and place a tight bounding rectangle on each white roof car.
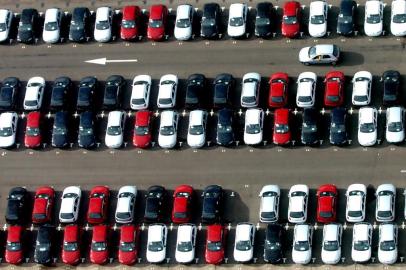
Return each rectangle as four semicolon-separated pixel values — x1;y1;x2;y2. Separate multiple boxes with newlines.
158;110;179;149
375;184;396;222
59;186;81;223
292;224;313;264
299;44;340;65
352;71;372;105
321;223;342;264
351;223;372;263
42;8;61;43
244;108;264;145
157;74;178;108
115;186;137;224
233;222;255;263
130;75;151;110
0;9;13;42
346;184;367;222
187;110;208;148
259;185;280;223
175;224;197;263
105;111;126;148
241;72;261;108
146;223;167;263
288;184;309;223
390;0;406;36
308;1;328;37
24;76;45;110
94;7;112;42
386;107;405;143
358;107;378;147
227;3;248;38
364;0;384;36
174;4;194;40
378;223;398;264
0;112;17;148
296;72;317;107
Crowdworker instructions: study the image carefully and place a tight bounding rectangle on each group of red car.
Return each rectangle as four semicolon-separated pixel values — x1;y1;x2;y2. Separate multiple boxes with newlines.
316;184;338;223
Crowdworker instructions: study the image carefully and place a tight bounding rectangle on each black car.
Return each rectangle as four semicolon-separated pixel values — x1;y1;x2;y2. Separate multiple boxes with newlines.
5;187;27;224
301;108;319;145
69;7;90;42
50;77;71;111
185;74;206;108
213;73;234;108
52;111;69;148
78;111;95;148
382;70;400;105
0;77;20;110
255;2;274;38
34;225;54;265
330;107;348;145
103;75;125;109
337;0;356;36
17;8;39;43
77;76;97;110
201;185;224;223
264;224;283;263
201;3;221;39
144;186;166;222
216;108;234;146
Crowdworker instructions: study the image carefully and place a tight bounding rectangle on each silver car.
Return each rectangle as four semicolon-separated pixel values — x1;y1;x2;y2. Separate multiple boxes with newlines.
299;44;340;65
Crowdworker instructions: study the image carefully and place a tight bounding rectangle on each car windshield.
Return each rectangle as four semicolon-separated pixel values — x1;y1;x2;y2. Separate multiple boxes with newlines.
272;96;284;103
189;125;204;135
25;100;38;107
256;17;270;26
290;211;304;218
122;20;136;29
283;15;297;24
303;123;317;133
177;241;193;252
148;241;164;251
45;21;58;31
0;127;12;137
353;95;368;102
323;240;339;251
230;17;244;26
0;23;7;32
236;240;251;251
120;241;135;252
107;126;122;136
311;15;325;24
331;122;346;133
380;240;396;251
135;125;149;135
131;98;145;105
388;122;403;132
53;126;67;135
242;96;257;104
261;212;276;219
60;213;74;220
320;211;333;218
71;20;84;29
377;210;392;217
91;241;107;251
265;240;281;250
160;125;175;135
338;14;353;23
275;124;289;134
246;124;261;134
393;14;406;23
27;127;40;136
360;122;375;133
207;240;222;251
294;241;309;251
19;23;32;31
176;18;190;28
309;46;318;58
63;241;78;251
367;14;381;24
6;241;21;251
327;95;340;102
79;126;93;136
354;240;369;251
218;123;232;133
298;96;312;103
96;20;110;30
202;18;216;27
159;98;172;105
149;19;163;28
116;212;130;219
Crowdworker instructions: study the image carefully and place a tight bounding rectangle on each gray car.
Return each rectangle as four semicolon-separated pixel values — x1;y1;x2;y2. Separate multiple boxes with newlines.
299;44;340;65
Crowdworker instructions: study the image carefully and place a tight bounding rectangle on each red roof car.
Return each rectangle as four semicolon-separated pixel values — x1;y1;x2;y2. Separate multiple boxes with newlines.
90;225;109;265
87;186;109;224
172;185;194;224
32;186;55;224
316;184;338;223
133;110;152;148
147;5;168;41
5;225;23;264
269;72;289;108
118;224;139;265
62;224;81;265
120;6;141;40
281;1;301;38
273;108;291;145
205;224;226;264
25;111;41;148
324;71;345;107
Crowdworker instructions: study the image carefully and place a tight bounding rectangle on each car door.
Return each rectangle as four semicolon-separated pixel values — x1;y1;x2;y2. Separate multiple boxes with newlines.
192;226;196;247
303;195;308;218
163;226;167;248
73;197;79;218
324;3;328;22
250;226;255;246
338;225;342;247
12;115;17;134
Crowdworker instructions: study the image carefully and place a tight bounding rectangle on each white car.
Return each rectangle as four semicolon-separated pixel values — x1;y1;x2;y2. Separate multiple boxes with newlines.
296;72;317;108
288;184;309;223
352;71;372;105
375;184;396;222
24;76;45;110
105;111;126;148
0;112;17;148
241;72;261;108
364;0;384;36
378;223;398;264
259;185;280;223
175;224;197;263
157;74;178;109
227;3;248;38
233;222;255;263
321;223;342;265
386;107;405;143
358;107;378;146
146;223;167;263
42;8;61;43
292;224;313;264
59;186;81;223
308;1;328;37
94;7;112;42
174;4;194;40
115;185;137;224
0;9;13;42
130;75;151;110
346;184;367;222
187;110;208;148
158;110;179;149
243;108;264;145
352;223;372;263
390;0;406;36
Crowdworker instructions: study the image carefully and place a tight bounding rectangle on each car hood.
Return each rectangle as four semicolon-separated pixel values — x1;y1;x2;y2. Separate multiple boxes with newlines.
391;21;406;36
0;134;15;147
105;134;123;148
0;31;9;42
244;132;262;145
52;134;67;147
174;26;192;40
43;30;59;43
378;249;397;264
217;132;233;145
158;134;176;148
352;249;371;262
364;22;382;36
79;134;95;148
309;23;327;37
322;249;341;264
147;250;165;263
358;131;377;146
5;250;23;264
386;129;405;143
62;250;80;265
299;47;311;62
70;28;86;41
228;25;246;37
91;250;108;264
94;28;111;42
234;249;253;262
187;134;205;148
175;250;194;263
292;249;311;264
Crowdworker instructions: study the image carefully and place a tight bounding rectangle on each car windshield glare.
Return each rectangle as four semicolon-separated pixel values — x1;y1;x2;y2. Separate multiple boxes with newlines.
360;122;375;133
294;240;309;251
0;127;12;137
265;240;281;250
338;14;352;23
353;95;368;102
202;18;216;27
283;15;297;24
79;127;93;136
91;241;107;251
45;21;58;31
230;17;244;27
207;240;222;251
149;19;163;28
6;241;21;251
354;240;369;251
177;241;193;252
64;241;78;251
367;14;381;24
120;241;135;252
275;124;289;134
107;126;122;136
122;20;136;29
135;125;149;135
380;240;396;251
393;14;406;23
148;241;163;251
236;240;251;251
323;240;339;251
96;20;110;30
27;127;40;136
311;15;325;24
303;123;317;133
246;124;261;134
331;123;346;133
0;23;7;32
218;124;232;133
189;125;204;135
388;122;403;132
256;17;270;26
160;126;175;136
176;18;191;28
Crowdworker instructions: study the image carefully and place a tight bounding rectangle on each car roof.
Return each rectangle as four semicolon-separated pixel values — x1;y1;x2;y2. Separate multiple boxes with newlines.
236;223;253;240
177;5;192;19
122;6;138;20
266;224;282;239
284;1;300;15
37;225;52;241
324;224;340;241
135;110;151;126
340;0;355;13
96;7;110;20
178;224;194;241
315;44;335;55
392;0;406;13
0;112;16;126
203;3;219;14
64;225;79;242
245;109;262;123
359;107;376;122
80;111;93;126
331;108;346;123
275;108;289;124
387;107;402;122
160;110;176;125
366;0;382;13
45;8;59;22
0;9;9;21
108;111;123;126
72;7;89;18
7;225;22;242
120;225;135;241
27;111;40;126
148;224;165;241
310;1;326;14
207;224;222;241
54;111;67;126
294;224;310;240
21;9;37;21
353;223;370;240
218;109;233;123
93;225;108;241
380;223;395;241
189;110;205;125
257;2;272;16
229;3;245;17
150;5;166;19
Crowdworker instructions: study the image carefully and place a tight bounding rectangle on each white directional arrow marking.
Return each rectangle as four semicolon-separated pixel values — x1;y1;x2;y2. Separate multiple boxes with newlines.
85;57;138;65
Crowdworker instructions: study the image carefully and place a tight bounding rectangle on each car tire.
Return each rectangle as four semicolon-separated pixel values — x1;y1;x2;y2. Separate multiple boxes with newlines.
303;62;310;66
332;62;337;66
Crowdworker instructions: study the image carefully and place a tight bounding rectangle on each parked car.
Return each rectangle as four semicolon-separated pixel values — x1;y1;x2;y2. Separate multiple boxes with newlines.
216;108;234;146
233;222;255;262
175;224;197;263
157;74;178;108
241;72;261;108
51;111;68;148
308;0;328;37
24;76;45;110
255;2;274;38
103;75;125;109
324;71;345;107
352;71;372;106
337;0;357;35
32;186;55;224
17;8;39;43
50;77;71;111
378;223;398;264
301;108;319;145
105;111;126;149
351;223;372;263
0;112;17;148
42;8;62;43
292;224;313;264
201;185;224;223
273;108;291;145
5;225;23;264
185;74;205;109
316;184;338;223
94;7;113;42
227;3;248;38
259;185;280;223
264;224;283;263
382;70;400;105
115;185;137;224
288;184;309;223
201;3;221;39
299;44;340;65
144;186;166;222
130;75;151;110
282;1;301;38
330;107;348;145
78;111;96;148
77;76;97;110
90;225;109;264
375;184;396;222
268;72;289;108
0;77;20;110
187;110;208;148
321;223;342;264
5;187;27;224
205;224;226;264
34;225;53;265
346;184;367;222
390;0;406;36
69;7;90;42
24;111;41;148
147;5;168;41
118;224;139;265
0;9;13;42
61;224;81;265
244;108;264;145
59;186;81;223
133;110;152;148
120;5;141;40
296;72;317;107
174;4;194;40
358;107;377;147
213;73;234;108
146;223;167;263
158;110;178;149
172;185;194;223
87;186;109;224
386;106;405;143
364;0;384;36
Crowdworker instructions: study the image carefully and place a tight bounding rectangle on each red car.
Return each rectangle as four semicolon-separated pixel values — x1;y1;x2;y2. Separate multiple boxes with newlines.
32;186;55;224
24;111;41;148
205;224;226;264
120;6;141;40
133;110;152;148
273;108;291;145
324;71;345;107
90;225;108;265
172;185;194;224
316;184;338;223
62;224;81;265
5;225;23;264
147;5;168;41
281;1;301;38
118;224;139;265
87;186;109;224
268;72;289;108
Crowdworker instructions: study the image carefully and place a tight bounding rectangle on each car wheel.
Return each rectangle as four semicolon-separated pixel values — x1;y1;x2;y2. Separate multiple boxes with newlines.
303;62;310;66
332;62;337;66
